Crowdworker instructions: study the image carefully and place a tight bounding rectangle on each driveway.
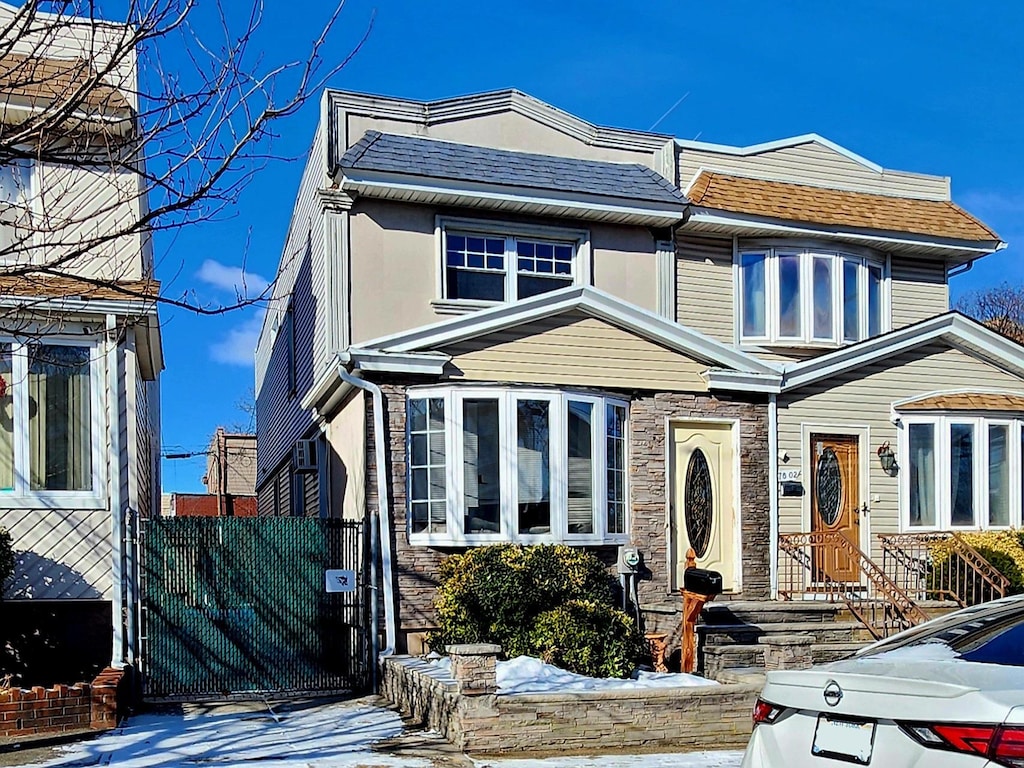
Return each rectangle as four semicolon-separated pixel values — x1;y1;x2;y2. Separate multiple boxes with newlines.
0;697;743;768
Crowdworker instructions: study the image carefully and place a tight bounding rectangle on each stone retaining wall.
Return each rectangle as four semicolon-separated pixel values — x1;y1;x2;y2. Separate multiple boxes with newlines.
381;655;759;755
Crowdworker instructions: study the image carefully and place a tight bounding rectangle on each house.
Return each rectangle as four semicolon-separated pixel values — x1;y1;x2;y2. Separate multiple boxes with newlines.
0;4;162;686
255;88;1013;656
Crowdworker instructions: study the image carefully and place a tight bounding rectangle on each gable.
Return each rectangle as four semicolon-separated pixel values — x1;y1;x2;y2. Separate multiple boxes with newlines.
442;311;709;392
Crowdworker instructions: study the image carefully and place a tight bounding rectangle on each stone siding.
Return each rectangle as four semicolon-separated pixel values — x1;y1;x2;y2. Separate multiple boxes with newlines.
382;655;759;754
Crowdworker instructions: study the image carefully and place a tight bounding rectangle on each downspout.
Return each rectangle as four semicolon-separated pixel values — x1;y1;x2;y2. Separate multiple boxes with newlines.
107;314;125;668
336;368;396;680
768;393;779;599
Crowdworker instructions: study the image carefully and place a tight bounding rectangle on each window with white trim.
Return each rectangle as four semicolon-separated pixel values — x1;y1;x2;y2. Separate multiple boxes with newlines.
438;219;589;305
902;415;1023;530
738;246;887;346
0;160;32;258
0;339;103;503
407;387;628;544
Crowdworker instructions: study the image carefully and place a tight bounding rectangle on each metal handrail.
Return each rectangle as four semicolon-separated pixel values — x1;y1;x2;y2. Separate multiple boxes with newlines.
779;532;929;639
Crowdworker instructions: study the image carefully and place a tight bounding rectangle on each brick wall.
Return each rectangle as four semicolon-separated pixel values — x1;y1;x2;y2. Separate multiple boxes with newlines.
382;655;759;754
0;666;126;740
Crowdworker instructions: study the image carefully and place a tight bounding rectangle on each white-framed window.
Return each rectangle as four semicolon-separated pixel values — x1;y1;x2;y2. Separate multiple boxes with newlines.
901;415;1022;531
407;386;628;546
0;338;105;507
737;244;888;346
0;159;33;259
435;217;591;308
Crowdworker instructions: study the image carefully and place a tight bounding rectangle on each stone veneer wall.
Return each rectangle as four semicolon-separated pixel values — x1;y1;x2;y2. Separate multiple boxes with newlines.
364;378;770;652
381;655;759;754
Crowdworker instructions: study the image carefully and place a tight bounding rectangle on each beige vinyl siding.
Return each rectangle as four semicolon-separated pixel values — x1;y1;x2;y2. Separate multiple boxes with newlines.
891;258;949;328
0;509;112;599
675;234;733;342
444;311;709;392
777;342;1024;562
678;141;949;201
255;125;329;486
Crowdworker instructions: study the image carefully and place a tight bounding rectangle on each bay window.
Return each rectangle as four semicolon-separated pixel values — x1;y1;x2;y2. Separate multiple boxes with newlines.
738;245;887;346
903;416;1022;530
0;339;101;503
438;218;589;306
407;387;628;544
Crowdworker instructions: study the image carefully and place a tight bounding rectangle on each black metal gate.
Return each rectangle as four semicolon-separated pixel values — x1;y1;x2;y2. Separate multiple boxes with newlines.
140;517;368;698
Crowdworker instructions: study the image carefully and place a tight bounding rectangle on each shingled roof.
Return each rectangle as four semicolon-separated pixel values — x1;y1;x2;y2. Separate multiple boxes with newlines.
897;392;1024;412
340;131;687;206
687;171;1000;243
0;275;158;302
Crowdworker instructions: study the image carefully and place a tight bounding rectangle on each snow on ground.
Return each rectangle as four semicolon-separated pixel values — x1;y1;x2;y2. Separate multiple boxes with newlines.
29;699;432;768
476;751;744;768
432;655;718;695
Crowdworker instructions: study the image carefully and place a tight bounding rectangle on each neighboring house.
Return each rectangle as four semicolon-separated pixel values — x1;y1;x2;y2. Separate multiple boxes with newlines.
201;428;257;516
255;88;1012;653
0;4;162;684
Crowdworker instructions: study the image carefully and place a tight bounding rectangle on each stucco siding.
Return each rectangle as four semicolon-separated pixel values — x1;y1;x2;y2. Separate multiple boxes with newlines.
777;343;1024;562
891;258;949;328
443;312;709;391
328;391;366;522
678;141;949;201
675;234;733;343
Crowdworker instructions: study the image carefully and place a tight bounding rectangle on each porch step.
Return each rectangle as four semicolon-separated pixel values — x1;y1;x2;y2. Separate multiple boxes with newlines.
702;601;845;626
697;620;872;645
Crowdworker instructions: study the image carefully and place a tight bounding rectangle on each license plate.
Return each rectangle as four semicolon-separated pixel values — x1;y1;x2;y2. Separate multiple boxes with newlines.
812;714;876;764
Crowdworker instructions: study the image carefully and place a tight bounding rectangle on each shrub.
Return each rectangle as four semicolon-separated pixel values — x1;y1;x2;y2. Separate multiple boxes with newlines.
930;530;1024;595
429;544;644;677
529;600;647;679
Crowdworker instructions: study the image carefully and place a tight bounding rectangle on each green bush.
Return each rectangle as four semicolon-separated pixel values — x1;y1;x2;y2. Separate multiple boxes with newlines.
930;530;1024;597
529;600;647;679
428;544;644;677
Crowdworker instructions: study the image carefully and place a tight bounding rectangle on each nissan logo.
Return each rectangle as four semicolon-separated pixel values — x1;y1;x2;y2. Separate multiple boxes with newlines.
823;680;843;707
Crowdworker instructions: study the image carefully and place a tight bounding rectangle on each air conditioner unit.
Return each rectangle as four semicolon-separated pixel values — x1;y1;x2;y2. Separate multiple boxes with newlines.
293;439;318;473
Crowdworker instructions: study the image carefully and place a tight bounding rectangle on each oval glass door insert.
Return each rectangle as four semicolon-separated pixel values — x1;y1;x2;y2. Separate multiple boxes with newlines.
684;449;713;558
816;448;843;526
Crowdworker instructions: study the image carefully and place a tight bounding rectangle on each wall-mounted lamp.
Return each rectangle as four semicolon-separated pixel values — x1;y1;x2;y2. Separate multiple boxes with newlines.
877;442;898;475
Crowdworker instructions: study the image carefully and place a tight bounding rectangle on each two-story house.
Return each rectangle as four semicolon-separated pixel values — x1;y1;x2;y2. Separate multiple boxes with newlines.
0;3;162;685
255;89;1014;655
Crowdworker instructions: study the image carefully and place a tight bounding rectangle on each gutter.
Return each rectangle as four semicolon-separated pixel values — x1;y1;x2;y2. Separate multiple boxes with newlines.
106;314;125;668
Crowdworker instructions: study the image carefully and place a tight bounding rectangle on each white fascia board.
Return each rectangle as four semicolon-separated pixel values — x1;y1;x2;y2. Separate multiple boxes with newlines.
777;313;1024;392
687;210;1002;256
301;358;347;412
0;294;158;318
676;133;885;174
359;285;779;376
347;348;450;375
341;171;686;226
704;369;783;393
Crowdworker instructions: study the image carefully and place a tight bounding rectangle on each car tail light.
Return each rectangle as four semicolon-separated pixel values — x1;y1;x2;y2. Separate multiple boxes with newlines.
752;698;784;725
901;722;1024;766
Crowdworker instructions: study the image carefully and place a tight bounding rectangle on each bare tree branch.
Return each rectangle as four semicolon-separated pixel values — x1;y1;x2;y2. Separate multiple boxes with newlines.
956;283;1024;343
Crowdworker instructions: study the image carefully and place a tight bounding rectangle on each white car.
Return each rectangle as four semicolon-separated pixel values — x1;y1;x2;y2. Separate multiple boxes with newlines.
741;594;1024;767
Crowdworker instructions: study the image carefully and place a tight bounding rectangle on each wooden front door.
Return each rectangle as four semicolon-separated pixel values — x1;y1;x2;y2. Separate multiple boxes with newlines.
810;434;861;583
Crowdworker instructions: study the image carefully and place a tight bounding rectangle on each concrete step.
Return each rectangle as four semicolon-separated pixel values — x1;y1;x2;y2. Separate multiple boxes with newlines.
702;601;845;626
812;641;867;664
697;620;872;645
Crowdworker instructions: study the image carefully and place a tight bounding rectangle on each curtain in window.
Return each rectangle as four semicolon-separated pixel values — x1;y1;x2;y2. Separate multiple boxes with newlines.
908;423;935;527
567;401;594;534
989;424;1009;526
949;423;975;526
28;344;92;491
741;253;766;337
517;400;550;534
0;343;11;491
463;399;500;534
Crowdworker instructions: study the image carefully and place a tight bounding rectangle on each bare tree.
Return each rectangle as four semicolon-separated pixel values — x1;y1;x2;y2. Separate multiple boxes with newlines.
956;283;1024;343
0;0;369;317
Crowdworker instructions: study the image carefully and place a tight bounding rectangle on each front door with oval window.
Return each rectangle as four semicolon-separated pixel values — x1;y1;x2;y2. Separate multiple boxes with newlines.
671;423;738;592
810;433;861;583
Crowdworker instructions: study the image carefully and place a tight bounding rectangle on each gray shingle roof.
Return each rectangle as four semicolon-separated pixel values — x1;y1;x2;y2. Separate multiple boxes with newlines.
340;131;687;207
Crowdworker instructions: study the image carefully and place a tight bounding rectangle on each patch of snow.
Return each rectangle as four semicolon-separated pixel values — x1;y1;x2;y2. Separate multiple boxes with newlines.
474;750;744;767
489;655;717;695
864;641;961;662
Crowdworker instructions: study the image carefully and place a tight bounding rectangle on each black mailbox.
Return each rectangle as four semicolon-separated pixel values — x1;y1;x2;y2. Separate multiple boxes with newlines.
684;568;723;596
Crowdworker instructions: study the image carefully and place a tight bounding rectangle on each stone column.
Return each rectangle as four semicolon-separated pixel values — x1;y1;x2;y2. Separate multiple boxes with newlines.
759;634;814;671
448;644;501;696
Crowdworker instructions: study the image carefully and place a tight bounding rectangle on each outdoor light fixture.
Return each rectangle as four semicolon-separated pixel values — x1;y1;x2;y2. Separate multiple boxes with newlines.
877;442;898;475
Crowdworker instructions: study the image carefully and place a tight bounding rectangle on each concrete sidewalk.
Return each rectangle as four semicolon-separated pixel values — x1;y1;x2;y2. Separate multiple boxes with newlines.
0;697;744;768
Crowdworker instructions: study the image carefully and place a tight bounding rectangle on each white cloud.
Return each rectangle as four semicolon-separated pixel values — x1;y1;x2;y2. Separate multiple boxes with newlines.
196;259;270;296
210;312;264;366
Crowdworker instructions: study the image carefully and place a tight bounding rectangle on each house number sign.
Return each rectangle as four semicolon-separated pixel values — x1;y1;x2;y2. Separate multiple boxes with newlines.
324;569;357;593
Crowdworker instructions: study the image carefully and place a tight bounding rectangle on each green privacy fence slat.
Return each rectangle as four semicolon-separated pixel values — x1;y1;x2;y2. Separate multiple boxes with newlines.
141;517;368;698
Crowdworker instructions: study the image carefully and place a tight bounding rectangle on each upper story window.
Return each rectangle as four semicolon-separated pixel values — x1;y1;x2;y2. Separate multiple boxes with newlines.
738;245;888;346
407;386;628;546
0;339;103;505
0;160;32;255
437;218;590;308
902;415;1023;531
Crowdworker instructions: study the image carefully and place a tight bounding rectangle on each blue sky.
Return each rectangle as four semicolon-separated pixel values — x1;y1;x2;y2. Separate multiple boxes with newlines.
158;0;1024;491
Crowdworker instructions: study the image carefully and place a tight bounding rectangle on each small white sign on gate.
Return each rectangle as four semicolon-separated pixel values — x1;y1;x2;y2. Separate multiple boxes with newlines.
325;569;356;593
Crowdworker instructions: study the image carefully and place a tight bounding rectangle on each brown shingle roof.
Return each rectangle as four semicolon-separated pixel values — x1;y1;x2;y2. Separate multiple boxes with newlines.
686;171;1000;243
0;53;132;116
0;275;158;301
897;393;1024;412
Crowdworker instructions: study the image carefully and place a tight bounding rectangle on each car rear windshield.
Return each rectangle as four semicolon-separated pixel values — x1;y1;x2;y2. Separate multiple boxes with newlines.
858;600;1024;667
